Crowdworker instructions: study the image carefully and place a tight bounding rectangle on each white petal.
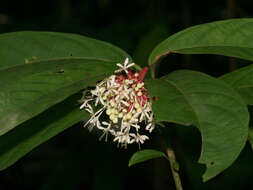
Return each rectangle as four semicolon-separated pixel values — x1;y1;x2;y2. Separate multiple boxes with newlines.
124;58;129;65
80;102;86;109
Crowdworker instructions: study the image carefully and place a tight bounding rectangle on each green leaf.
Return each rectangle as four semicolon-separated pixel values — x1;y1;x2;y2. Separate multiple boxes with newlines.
0;31;130;136
0;31;129;69
0;93;86;170
220;64;253;105
149;18;253;66
146;70;249;181
0;59;115;136
128;149;167;167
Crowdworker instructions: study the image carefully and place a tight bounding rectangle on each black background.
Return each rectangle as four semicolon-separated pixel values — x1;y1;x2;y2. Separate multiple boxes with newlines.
0;0;253;189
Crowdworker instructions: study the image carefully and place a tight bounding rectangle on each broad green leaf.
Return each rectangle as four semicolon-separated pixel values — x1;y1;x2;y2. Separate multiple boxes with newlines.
0;31;129;69
149;18;253;67
146;70;249;181
128;149;167;167
0;31;131;136
0;93;86;170
249;128;253;150
220;64;253;105
0;59;116;136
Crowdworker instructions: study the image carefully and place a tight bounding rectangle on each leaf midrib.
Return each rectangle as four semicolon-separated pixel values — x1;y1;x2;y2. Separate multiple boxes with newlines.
0;56;115;72
0;72;109;135
167;44;253;53
150;44;253;65
1;72;107;115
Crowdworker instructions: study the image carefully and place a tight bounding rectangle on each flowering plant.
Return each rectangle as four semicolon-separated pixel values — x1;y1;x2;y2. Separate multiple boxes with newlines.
0;18;253;190
80;58;154;147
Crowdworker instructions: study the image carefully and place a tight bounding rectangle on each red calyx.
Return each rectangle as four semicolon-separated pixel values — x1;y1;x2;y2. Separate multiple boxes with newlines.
127;102;133;112
127;69;134;79
116;74;125;84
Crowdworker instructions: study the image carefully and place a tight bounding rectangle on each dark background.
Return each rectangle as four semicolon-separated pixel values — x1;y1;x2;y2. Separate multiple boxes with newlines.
1;0;253;189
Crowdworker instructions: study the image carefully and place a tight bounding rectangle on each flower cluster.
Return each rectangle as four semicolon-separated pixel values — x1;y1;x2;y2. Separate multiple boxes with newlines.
80;58;155;147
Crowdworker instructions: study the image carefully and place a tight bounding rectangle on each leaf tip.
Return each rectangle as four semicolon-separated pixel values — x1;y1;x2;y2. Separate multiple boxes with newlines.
128;160;133;167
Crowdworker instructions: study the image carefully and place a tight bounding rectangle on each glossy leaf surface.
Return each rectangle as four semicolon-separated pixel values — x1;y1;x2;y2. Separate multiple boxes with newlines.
220;64;253;105
146;70;249;181
149;19;253;66
0;32;130;135
0;31;129;69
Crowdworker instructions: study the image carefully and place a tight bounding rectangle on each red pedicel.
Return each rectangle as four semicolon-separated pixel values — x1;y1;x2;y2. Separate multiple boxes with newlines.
138;67;148;81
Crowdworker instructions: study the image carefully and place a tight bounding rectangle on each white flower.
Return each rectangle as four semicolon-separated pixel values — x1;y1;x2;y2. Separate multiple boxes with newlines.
80;58;155;147
145;122;155;133
80;99;92;109
115;58;135;74
131;123;141;131
98;121;115;142
130;133;149;144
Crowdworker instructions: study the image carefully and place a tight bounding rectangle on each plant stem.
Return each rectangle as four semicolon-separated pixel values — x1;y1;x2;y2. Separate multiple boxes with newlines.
167;147;183;190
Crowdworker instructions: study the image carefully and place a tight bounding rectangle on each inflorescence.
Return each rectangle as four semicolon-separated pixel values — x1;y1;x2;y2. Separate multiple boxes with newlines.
80;58;155;148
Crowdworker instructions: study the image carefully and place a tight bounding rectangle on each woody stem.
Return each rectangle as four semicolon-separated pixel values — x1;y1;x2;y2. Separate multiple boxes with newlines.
167;147;183;190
